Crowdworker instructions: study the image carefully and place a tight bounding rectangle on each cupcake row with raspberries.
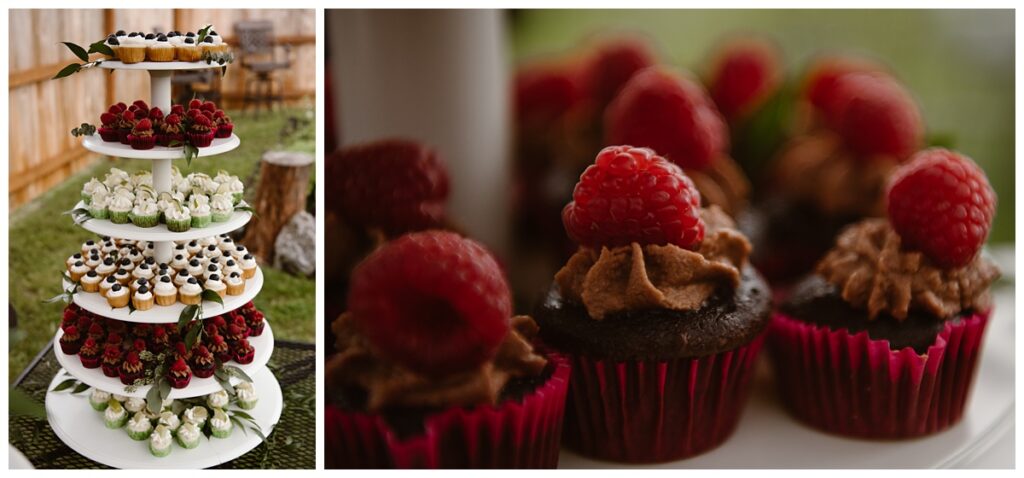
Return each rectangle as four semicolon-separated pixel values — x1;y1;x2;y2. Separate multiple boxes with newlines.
96;99;233;149
102;27;229;64
59;302;265;388
81;169;245;230
66;235;258;310
89;386;256;457
325;133;998;466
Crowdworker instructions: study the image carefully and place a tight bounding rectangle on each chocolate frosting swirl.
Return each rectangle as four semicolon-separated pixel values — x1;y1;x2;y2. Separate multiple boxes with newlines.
554;206;751;320
685;155;750;217
327;314;548;412
818;218;999;320
771;132;897;217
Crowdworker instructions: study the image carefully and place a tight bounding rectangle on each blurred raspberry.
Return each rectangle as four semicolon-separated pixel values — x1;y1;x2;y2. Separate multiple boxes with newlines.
803;55;885;125
707;37;782;122
583;37;656;109
835;73;922;159
514;63;582;127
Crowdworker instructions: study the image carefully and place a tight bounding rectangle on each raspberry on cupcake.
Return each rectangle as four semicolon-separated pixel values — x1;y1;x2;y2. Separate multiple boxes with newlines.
325;230;569;469
127;118;156;150
78;338;101;369
187;112;215;147
233;339;255;364
769;148;999;438
167;358;192;389
119;351;144;385
157;113;184;147
101;344;122;377
191;345;216;378
213;109;233;138
98;110;120;142
534;145;771;463
59;326;82;355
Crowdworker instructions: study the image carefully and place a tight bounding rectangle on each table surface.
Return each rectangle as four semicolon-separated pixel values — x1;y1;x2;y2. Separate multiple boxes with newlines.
9;340;314;469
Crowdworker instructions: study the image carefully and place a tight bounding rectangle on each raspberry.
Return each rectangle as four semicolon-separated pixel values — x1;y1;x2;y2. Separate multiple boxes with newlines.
134;118;152;131
132;100;149;110
605;67;728;170
327;139;449;236
122;110;135;122
835;73;922;159
115;102;128;112
887;148;995;268
188;99;202;110
803;55;884;124
165;113;180;125
100;112;117;125
107;105;121;115
707;37;781;122
583;37;656;109
201;101;217;112
149;107;163;121
347;231;511;377
514;63;581;127
563;145;704;248
171;104;185;115
193;115;211;127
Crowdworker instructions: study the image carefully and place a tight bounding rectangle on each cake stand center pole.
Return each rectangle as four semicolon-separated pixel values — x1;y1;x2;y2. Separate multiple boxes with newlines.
150;70;174;264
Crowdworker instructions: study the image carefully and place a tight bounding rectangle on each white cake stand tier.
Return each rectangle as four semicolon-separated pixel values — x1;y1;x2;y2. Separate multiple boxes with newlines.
45;366;283;469
64;267;263;323
73;201;252;242
82;134;240;160
53;321;274;399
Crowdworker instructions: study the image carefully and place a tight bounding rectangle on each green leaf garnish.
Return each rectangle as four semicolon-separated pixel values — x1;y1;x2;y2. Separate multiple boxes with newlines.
61;41;89;62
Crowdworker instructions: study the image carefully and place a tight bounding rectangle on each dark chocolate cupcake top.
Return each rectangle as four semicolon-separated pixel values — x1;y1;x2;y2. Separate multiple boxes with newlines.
815;218;998;321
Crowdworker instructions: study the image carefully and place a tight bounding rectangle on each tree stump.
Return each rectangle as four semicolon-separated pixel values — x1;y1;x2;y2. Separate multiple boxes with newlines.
241;150;315;263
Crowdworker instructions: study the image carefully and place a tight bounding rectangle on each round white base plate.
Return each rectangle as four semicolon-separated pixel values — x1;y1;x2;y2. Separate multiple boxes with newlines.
46;366;282;469
82;134;239;161
65;267;262;323
558;286;1015;469
54;322;274;399
73;201;252;242
98;60;229;71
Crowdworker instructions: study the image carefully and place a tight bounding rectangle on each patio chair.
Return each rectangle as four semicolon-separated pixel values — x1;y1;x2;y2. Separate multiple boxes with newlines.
235;20;292;117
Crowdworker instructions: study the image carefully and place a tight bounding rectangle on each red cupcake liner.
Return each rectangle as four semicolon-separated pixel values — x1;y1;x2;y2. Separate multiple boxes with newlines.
98;127;119;142
215;123;234;138
128;134;156;150
562;337;764;463
156;133;184;147
117;128;131;145
325;351;571;469
189;131;215;148
766;311;990;439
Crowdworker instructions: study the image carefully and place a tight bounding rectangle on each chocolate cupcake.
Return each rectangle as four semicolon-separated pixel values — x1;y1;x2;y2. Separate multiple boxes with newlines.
324;231;569;469
534;146;771;463
768;148;999;438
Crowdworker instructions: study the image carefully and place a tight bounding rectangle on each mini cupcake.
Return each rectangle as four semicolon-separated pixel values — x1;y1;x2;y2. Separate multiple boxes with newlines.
176;36;201;62
130;278;149;293
59;326;82;355
115;109;136;144
209;408;232;438
79;338;101;369
101;344;122;377
176;421;201;449
191;345;216;378
190;200;212;228
103;34;120;60
124;396;147;414
80;271;101;292
89;389;111;411
88;190;110;219
225;272;246;296
127;412;154;440
210;192;234;222
128;118;156;150
167;358;193;389
119;351;144;385
96;257;116;277
147;34;174;62
768;148;999;438
233;338;255;364
163;201;192;233
106;283;129;308
188;113;216;147
132;263;155;282
235;381;258;410
183;406;208;429
149;326;171;354
158;411;181;434
240;254;258;279
209;334;231;363
156;113;185;147
213;110;234;138
118;34;147;64
533;146;770;463
206;390;229;409
104;401;128;429
133;285;154;311
98;110;120;142
149;425;173;457
153;276;177;306
67;260;91;284
325;231;569;469
179;277;202;305
205;274;227;298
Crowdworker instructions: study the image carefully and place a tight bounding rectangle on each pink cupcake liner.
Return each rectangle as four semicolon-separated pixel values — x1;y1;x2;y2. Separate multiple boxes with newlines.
563;336;764;463
325;351;571;468
215;123;234;138
766;311;990;439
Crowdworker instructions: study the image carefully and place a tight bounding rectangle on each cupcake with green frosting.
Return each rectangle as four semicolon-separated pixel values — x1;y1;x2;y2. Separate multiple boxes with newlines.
158;410;181;436
210;192;234;222
235;381;258;410
190;197;212;228
126;411;154;440
88;189;110;220
81;178;103;204
108;192;134;224
209;408;232;438
149;425;173;457
130;200;160;228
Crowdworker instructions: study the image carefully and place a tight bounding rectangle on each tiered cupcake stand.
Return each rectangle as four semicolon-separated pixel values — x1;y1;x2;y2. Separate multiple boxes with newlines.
45;60;282;469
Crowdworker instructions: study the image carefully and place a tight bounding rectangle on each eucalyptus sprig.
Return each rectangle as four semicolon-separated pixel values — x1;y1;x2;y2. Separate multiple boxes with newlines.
51;377;91;395
62;205;92;226
71;123;97;137
52;41;112;79
45;273;81;304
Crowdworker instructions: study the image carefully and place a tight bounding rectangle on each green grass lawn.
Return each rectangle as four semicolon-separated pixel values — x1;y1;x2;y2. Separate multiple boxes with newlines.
9;107;316;381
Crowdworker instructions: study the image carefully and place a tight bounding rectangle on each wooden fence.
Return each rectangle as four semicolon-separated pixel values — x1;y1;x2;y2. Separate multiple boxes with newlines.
9;9;315;208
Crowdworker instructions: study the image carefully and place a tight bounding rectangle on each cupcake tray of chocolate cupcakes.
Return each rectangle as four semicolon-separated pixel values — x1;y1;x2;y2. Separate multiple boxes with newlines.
45;31;283;467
